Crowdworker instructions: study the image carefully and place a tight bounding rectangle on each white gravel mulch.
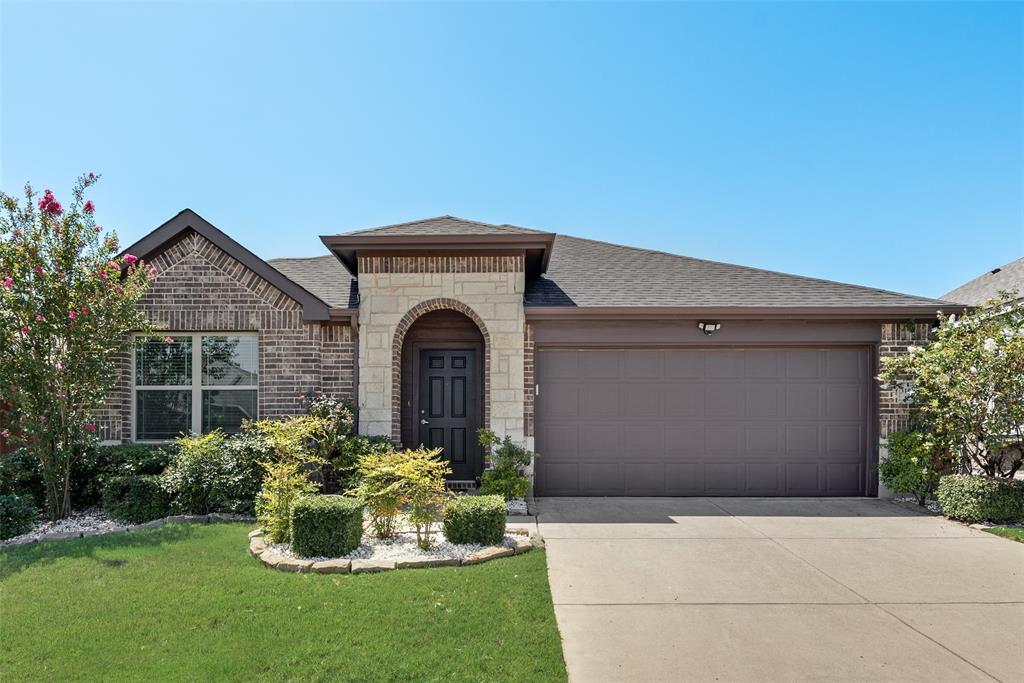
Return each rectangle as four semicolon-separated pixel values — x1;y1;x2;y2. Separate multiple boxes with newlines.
506;497;528;515
0;508;123;548
893;495;943;514
270;520;518;562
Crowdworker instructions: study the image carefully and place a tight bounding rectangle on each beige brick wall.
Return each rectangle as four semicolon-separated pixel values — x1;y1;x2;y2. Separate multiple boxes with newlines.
101;232;355;442
357;265;529;450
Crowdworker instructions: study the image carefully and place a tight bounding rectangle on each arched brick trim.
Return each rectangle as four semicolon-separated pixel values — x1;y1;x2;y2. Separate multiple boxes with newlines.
391;298;492;442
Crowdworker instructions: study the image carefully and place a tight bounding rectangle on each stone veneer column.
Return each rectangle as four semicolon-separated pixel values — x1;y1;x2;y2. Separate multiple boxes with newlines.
356;255;528;449
877;322;932;497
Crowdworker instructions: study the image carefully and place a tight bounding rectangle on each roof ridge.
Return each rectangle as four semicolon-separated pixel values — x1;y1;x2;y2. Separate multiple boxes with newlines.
555;233;951;306
335;215;549;236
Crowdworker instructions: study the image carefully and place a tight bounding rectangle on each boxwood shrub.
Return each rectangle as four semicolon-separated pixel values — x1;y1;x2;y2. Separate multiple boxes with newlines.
0;494;37;540
102;475;171;524
936;475;1024;524
442;495;506;545
290;495;364;557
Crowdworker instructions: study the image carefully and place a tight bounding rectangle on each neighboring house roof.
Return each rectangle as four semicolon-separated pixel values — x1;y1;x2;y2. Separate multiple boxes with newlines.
942;257;1024;306
122;209;332;321
266;255;358;308
524;235;951;311
334;215;548;237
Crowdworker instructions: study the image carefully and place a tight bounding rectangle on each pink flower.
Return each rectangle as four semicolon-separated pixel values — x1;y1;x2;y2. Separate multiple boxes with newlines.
93;225;102;232
19;326;29;335
0;430;9;439
148;265;157;277
87;172;95;181
107;260;120;271
84;201;95;213
35;315;44;322
68;310;77;319
37;189;63;215
85;424;97;432
99;270;108;280
34;266;45;277
82;306;90;315
123;254;138;266
2;276;11;289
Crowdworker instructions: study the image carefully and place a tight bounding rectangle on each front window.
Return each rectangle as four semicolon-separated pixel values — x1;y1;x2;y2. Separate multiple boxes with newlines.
133;334;258;440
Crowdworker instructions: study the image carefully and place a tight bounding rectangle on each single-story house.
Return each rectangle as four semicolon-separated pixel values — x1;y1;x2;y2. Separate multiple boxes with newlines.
100;209;955;497
942;257;1024;305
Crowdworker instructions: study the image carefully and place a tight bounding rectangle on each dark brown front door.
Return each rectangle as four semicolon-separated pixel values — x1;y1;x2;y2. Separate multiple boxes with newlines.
419;349;480;481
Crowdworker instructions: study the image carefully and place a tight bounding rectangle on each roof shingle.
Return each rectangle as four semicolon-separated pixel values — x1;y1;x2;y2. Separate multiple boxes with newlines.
334;215;547;237
268;255;357;308
942;258;1024;306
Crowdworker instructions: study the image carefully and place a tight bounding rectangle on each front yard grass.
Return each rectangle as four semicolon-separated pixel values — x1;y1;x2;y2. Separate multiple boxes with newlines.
0;523;567;682
983;526;1024;543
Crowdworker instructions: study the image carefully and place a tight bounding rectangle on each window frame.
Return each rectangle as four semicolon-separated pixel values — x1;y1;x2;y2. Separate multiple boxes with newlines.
131;332;259;442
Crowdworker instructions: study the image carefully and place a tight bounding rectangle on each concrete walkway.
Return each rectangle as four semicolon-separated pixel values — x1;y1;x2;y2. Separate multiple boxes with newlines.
537;497;1024;683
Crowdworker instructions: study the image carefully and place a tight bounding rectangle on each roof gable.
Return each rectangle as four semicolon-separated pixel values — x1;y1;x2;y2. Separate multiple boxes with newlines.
123;209;332;321
335;215;548;237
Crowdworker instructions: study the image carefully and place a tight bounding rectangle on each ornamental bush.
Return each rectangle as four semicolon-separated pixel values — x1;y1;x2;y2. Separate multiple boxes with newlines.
935;475;1024;524
161;431;263;515
102;475;171;524
0;493;37;540
0;449;45;508
71;444;170;509
478;429;534;500
442;495;506;546
290;495;364;557
879;430;949;506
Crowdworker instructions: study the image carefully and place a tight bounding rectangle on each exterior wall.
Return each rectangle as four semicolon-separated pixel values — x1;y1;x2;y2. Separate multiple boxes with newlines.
877;322;932;497
99;232;355;442
356;254;528;450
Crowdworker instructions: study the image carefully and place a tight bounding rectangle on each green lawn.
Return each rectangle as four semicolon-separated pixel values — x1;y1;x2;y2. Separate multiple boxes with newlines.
0;523;567;682
984;526;1024;543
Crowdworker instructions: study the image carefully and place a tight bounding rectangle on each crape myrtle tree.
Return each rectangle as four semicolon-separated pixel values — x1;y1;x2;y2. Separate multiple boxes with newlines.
0;174;156;520
879;292;1024;479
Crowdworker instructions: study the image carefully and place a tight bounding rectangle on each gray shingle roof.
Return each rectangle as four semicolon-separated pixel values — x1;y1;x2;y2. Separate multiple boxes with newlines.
268;255;357;308
335;215;547;237
942;258;1024;306
523;235;950;308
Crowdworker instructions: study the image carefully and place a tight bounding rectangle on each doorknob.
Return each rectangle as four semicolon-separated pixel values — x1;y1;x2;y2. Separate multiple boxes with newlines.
420;419;429;425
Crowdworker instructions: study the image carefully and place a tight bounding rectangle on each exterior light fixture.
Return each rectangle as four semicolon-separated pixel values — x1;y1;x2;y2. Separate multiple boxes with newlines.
698;321;721;335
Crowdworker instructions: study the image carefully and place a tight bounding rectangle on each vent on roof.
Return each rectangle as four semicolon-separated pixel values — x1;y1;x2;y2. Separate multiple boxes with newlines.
991;268;1002;274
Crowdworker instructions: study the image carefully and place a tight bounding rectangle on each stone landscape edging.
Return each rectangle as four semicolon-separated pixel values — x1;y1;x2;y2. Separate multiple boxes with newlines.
248;527;539;574
1;512;256;548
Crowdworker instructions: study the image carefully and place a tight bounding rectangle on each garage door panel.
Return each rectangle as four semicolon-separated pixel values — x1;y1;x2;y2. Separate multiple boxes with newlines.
665;351;705;378
582;463;624;495
536;348;869;497
624;463;666;495
745;463;782;494
579;383;620;418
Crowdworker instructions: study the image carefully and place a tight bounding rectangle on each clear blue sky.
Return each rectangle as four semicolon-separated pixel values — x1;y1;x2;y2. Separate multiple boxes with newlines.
2;2;1022;299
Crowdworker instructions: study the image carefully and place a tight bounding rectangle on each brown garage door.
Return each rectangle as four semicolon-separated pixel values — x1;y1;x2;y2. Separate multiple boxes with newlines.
534;348;872;496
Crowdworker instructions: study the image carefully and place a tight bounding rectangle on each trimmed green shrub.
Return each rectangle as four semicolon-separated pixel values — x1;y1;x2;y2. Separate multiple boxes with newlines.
478;429;534;501
0;449;45;508
879;430;948;506
290;495;364;557
72;444;171;509
442;495;506;546
161;431;263;515
936;475;1024;524
0;494;37;540
103;475;171;524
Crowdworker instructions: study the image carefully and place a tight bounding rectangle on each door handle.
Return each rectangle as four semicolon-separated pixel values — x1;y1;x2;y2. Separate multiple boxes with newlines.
420;419;429;425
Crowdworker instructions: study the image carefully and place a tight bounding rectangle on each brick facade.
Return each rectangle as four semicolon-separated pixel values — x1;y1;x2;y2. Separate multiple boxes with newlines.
878;322;932;438
99;232;355;442
359;254;523;274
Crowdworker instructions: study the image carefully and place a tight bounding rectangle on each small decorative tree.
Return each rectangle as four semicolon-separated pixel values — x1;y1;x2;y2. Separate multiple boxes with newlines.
477;429;536;500
879;292;1024;479
0;174;156;520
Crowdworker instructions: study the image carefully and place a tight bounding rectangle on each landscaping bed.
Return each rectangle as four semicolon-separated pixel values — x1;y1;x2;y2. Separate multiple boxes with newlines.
0;522;567;682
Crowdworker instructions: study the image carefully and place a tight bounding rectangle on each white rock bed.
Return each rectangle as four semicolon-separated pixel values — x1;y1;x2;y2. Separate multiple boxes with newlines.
0;508;123;548
270;527;518;563
506;497;528;515
893;495;943;514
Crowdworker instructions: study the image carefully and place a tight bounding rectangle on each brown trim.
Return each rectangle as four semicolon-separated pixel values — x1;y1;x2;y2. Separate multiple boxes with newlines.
329;308;358;324
525;305;954;321
320;232;555;278
124;209;332;321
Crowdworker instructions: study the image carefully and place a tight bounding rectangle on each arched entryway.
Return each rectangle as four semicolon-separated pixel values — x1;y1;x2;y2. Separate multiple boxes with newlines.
393;302;489;483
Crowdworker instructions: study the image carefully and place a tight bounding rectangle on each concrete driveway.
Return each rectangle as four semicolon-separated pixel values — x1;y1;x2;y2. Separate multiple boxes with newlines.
534;497;1024;683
